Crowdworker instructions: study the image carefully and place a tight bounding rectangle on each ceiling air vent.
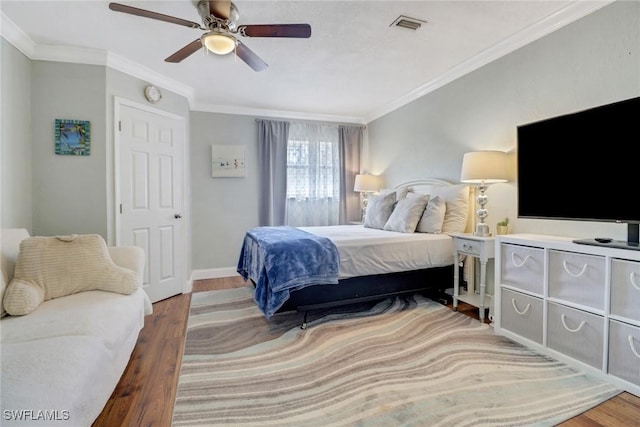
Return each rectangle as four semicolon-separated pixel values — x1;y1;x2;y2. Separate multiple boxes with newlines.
390;15;427;31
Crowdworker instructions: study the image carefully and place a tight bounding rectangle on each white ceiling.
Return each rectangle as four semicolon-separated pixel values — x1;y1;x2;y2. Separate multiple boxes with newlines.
1;1;613;123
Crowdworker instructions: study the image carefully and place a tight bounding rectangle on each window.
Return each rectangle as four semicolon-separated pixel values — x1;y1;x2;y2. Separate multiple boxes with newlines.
285;123;340;226
287;139;337;198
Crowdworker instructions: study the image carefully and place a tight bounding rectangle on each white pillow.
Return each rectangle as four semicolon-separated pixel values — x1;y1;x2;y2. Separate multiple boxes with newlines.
416;195;446;233
427;184;469;233
364;192;396;230
383;194;429;233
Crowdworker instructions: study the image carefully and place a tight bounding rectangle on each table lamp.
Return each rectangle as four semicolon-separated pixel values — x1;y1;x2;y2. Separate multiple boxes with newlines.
460;151;508;237
354;174;380;221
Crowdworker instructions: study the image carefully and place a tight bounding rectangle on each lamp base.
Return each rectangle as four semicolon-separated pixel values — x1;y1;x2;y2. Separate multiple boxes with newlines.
361;194;369;222
474;223;491;237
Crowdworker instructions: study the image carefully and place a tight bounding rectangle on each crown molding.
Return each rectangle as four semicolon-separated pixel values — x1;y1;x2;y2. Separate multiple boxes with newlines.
1;12;354;123
1;11;195;103
1;11;35;57
106;52;195;101
190;102;365;124
3;1;615;125
31;44;108;66
363;0;616;123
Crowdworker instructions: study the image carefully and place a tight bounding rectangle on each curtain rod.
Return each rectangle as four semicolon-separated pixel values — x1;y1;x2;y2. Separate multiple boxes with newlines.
254;118;366;129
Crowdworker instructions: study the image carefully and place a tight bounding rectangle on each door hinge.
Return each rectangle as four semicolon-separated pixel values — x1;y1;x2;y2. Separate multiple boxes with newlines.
118;121;122;131
120;203;123;214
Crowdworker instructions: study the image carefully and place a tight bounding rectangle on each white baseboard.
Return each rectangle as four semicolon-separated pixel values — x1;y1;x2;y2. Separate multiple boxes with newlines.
190;267;240;281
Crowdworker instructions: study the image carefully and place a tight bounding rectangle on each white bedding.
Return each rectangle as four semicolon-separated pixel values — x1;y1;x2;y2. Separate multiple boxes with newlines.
300;225;454;279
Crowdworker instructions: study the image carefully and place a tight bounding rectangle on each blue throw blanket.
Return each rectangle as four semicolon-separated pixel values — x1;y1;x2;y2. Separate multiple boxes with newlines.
237;226;340;318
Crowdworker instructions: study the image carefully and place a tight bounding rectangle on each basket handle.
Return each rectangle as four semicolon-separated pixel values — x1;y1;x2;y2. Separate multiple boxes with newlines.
511;298;530;315
561;314;586;333
628;335;640;359
630;272;640;291
562;260;588;278
511;253;531;268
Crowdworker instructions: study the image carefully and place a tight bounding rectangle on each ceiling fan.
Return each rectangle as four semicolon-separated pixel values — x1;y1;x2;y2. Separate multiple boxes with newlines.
108;1;311;72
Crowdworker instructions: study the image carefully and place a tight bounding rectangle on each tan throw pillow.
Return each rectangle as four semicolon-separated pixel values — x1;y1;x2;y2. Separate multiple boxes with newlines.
3;234;139;316
0;273;7;318
428;184;470;233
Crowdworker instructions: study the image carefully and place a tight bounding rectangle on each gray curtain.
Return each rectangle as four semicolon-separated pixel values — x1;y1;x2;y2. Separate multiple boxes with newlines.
338;125;363;224
257;119;290;226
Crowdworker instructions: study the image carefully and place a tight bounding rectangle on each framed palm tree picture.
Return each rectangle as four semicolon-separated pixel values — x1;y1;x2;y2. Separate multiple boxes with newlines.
55;119;90;155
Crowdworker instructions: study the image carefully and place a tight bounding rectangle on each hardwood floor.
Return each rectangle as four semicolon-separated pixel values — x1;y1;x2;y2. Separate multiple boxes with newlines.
94;277;640;426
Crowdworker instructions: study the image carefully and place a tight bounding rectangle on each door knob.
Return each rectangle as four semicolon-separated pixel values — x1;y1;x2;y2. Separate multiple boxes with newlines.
174;213;182;219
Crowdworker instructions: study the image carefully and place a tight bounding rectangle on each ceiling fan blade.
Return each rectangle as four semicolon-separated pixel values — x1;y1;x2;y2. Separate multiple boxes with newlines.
239;24;311;38
165;39;203;63
109;3;203;29
235;41;268;72
209;0;231;20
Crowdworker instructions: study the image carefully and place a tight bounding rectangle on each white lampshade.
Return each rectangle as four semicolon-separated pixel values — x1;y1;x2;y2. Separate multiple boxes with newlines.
354;174;380;193
460;151;509;183
203;31;236;55
460;150;508;237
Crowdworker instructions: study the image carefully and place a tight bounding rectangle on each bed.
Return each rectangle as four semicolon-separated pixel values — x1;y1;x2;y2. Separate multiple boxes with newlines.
237;179;474;327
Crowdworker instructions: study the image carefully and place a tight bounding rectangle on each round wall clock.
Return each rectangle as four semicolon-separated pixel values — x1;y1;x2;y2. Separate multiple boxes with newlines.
144;85;162;103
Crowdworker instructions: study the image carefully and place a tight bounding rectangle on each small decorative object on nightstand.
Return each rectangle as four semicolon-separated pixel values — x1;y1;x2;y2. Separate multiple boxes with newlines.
496;217;509;235
451;233;496;322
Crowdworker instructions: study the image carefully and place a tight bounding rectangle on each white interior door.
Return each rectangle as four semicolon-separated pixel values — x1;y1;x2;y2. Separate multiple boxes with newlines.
116;102;185;303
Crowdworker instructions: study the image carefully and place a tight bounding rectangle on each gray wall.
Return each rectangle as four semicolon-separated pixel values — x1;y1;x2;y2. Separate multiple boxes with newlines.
190;112;259;270
1;39;32;230
1;50;192;243
30;61;107;237
368;0;640;241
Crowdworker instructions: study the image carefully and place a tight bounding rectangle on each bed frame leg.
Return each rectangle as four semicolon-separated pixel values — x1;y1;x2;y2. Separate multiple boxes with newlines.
300;311;308;330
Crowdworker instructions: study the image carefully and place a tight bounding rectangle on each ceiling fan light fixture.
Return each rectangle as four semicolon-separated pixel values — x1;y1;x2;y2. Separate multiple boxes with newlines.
203;31;236;55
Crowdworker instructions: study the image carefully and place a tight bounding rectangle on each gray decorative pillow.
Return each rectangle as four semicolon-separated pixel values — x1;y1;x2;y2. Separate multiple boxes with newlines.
364;192;397;229
384;194;429;233
380;187;408;201
416;195;446;233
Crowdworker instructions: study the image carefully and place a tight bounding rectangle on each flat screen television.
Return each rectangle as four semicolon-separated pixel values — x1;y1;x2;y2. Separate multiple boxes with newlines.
517;95;640;250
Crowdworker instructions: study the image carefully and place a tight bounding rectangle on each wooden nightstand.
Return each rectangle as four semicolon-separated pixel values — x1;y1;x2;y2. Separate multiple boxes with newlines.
451;233;495;322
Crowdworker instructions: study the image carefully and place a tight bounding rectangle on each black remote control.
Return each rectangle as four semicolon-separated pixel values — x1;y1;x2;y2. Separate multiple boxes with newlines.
594;237;612;243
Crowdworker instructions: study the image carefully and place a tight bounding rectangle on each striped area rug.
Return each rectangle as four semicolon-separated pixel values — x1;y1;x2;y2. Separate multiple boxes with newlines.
172;286;619;426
